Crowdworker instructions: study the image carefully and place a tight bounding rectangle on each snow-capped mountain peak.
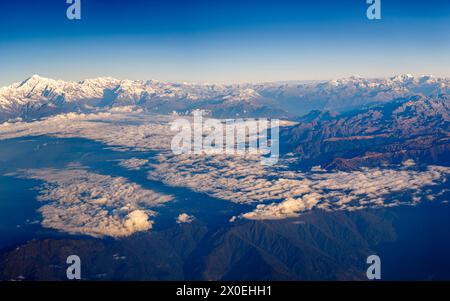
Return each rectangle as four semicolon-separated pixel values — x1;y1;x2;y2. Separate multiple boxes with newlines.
391;73;414;82
0;74;448;122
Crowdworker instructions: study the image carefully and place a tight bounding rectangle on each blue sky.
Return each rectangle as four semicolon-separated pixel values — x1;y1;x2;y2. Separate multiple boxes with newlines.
0;0;449;86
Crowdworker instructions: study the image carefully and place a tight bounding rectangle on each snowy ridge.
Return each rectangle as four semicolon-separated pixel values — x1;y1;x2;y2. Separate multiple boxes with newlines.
0;74;448;121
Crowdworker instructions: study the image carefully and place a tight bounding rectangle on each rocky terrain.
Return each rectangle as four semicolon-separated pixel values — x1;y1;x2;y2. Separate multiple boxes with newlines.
281;95;450;170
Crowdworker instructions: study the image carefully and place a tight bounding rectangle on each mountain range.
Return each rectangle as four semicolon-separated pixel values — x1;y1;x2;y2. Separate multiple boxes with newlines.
1;74;450;280
0;209;398;280
282;94;450;170
0;74;448;122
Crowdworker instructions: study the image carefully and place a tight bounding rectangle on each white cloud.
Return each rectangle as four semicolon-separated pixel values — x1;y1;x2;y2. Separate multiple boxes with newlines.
0;111;175;152
124;210;153;232
2;111;449;223
244;166;450;219
402;159;416;167
8;167;174;238
148;152;283;204
176;213;194;224
118;158;149;170
148;152;450;220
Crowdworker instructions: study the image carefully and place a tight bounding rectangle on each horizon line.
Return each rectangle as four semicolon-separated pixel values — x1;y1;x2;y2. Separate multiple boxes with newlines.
2;73;449;88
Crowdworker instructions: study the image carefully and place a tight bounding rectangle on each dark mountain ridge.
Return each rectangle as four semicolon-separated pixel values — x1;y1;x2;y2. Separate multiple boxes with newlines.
281;95;450;170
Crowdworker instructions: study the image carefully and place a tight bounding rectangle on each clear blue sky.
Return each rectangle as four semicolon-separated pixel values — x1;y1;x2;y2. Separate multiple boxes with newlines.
0;0;449;86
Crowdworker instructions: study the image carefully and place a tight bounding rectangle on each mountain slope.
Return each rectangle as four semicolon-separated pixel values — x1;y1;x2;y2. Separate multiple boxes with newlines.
0;209;396;280
0;74;448;122
281;95;450;170
255;74;449;114
0;75;286;121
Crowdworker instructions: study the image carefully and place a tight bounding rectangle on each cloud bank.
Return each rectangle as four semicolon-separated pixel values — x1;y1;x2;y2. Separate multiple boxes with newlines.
2;111;449;223
0;111;174;152
9;167;174;238
148;153;450;219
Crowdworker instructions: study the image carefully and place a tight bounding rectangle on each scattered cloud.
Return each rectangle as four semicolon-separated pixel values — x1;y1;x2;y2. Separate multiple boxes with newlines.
148;152;450;219
8;167;174;238
402;159;416;167
2;112;449;223
229;216;238;223
118;158;149;170
176;213;194;224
